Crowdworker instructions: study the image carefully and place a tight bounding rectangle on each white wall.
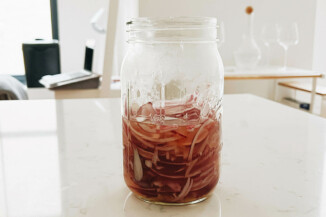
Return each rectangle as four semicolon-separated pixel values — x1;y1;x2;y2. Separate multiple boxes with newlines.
58;0;321;78
139;0;317;69
57;0;325;102
313;0;326;85
58;0;137;77
111;0;139;76
57;0;108;73
138;0;324;102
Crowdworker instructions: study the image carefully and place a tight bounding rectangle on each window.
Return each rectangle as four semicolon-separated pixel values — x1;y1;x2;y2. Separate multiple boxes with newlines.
0;0;54;75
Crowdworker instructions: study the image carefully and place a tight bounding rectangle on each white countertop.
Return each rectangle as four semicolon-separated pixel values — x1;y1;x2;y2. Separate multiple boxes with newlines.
0;94;326;217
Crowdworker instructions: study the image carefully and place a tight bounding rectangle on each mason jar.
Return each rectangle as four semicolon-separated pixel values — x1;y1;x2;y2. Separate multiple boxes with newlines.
121;17;224;205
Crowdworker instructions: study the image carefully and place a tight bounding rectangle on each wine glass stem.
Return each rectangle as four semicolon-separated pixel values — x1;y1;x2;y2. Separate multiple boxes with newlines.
284;47;288;70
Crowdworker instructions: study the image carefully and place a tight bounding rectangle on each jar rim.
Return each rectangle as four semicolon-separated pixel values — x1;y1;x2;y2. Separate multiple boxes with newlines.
127;17;218;31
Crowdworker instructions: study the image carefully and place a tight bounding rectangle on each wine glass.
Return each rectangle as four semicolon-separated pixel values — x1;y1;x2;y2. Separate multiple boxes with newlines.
277;23;299;70
261;24;278;66
217;21;225;48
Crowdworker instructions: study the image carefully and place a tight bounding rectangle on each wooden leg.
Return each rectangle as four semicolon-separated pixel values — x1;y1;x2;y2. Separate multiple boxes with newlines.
310;77;317;113
273;79;278;101
321;96;326;118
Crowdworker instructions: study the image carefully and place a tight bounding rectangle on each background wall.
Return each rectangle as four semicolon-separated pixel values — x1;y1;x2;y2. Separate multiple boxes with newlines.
139;0;318;69
138;0;326;101
57;0;137;76
58;0;108;74
313;0;326;85
58;0;324;74
56;0;326;101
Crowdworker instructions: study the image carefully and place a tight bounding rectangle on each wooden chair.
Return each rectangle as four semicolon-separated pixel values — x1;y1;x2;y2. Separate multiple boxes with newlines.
278;81;326;117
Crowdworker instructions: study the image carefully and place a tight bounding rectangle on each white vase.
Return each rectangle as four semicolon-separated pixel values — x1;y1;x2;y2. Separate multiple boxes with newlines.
234;12;261;70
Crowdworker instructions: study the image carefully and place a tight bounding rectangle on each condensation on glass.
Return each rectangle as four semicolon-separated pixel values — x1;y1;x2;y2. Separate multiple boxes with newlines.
121;17;224;205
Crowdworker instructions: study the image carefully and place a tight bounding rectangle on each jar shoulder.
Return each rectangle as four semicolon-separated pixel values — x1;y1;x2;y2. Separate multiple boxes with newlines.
121;45;224;81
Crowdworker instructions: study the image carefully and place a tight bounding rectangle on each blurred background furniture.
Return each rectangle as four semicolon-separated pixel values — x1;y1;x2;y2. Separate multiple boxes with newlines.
278;81;326;117
39;40;101;91
0;75;28;100
47;0;119;100
224;67;324;113
23;39;103;98
22;40;61;87
42;73;101;90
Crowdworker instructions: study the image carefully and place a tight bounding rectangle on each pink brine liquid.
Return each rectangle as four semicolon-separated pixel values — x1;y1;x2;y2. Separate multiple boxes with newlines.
122;100;222;204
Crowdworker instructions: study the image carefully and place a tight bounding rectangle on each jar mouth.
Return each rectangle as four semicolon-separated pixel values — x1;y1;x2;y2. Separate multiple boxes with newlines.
127;17;219;44
127;17;218;31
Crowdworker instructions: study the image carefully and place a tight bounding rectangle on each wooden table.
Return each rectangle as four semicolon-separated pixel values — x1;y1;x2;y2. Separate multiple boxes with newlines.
225;67;324;113
1;94;326;217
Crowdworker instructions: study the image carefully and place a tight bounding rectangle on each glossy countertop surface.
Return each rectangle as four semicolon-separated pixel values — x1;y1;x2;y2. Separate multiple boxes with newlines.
0;94;326;217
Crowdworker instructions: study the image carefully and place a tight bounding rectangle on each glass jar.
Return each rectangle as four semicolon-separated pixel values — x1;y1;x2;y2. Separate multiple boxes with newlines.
121;17;224;205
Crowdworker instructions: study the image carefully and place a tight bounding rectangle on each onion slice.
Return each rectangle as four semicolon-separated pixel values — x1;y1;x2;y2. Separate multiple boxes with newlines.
130;123;182;143
133;148;143;181
185;158;199;177
188;119;213;161
173;178;193;202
